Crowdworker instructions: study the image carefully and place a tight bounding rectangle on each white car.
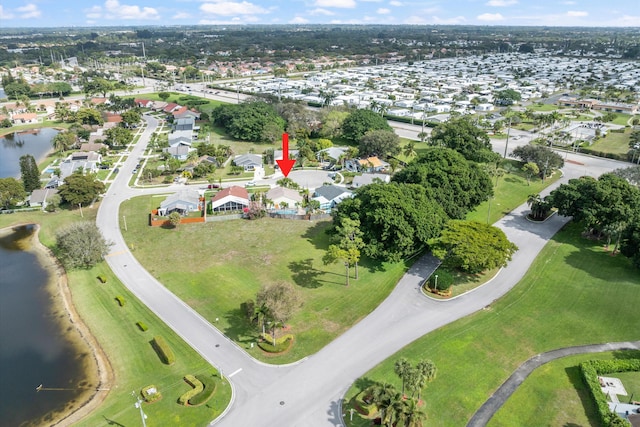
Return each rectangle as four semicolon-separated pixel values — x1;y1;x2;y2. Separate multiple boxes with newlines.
245;181;256;187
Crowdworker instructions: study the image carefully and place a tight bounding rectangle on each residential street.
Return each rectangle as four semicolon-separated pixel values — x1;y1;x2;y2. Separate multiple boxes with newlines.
97;114;629;426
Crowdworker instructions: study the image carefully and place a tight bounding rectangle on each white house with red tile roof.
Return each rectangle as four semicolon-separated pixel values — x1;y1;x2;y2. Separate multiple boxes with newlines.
11;112;38;124
211;186;249;213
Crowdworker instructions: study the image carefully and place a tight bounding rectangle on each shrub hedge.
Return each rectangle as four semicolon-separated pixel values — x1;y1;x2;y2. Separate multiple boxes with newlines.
579;358;640;427
115;296;125;306
188;374;217;406
178;375;204;406
258;333;293;353
97;275;107;283
136;321;148;332
141;384;162;403
151;336;176;365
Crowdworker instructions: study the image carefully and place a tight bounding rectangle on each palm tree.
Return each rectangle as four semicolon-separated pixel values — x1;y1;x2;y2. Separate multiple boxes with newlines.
394;358;411;396
415;360;437;401
403;142;417;159
253;303;270;335
268;320;283;346
403;398;427;427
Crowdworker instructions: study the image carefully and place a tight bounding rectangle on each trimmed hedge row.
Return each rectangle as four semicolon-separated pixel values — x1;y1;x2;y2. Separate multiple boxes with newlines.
579;358;640;427
152;336;176;365
115;296;125;306
188;374;217;406
178;375;204;406
136;321;148;332
579;148;628;161
258;333;293;353
97;275;107;283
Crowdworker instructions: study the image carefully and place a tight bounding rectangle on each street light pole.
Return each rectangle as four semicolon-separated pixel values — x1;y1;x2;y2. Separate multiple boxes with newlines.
133;392;147;427
434;274;438;291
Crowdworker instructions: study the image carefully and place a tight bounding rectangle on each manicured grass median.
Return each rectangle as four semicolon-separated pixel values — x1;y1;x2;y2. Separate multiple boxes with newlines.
120;196;409;364
344;222;640;426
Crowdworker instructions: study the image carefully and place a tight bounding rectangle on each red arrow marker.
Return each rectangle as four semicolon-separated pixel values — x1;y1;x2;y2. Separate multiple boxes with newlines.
276;133;296;177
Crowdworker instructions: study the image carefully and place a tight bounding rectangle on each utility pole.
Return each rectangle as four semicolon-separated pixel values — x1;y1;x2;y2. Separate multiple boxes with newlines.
503;115;512;159
132;392;147;427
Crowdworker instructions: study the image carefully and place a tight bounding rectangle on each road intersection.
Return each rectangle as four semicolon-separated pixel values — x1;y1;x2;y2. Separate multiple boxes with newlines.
97;114;628;426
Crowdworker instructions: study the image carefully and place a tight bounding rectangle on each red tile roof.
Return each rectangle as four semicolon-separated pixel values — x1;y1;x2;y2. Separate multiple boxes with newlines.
211;186;249;202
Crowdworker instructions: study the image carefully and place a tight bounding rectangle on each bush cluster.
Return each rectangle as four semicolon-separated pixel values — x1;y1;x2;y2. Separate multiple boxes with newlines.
141;385;162;403
152;336;176;365
178;375;204;405
136;321;148;332
187;374;217;406
580;358;640;427
258;333;293;353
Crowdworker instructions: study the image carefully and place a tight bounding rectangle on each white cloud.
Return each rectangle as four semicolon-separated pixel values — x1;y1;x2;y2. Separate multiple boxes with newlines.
310;8;335;16
102;1;160;20
315;0;357;8
172;12;192;19
200;2;268;16
404;15;427;24
0;6;15;20
477;12;505;21
17;4;41;19
389;1;403;5
485;0;517;6
290;16;309;23
377;8;391;14
567;10;588;17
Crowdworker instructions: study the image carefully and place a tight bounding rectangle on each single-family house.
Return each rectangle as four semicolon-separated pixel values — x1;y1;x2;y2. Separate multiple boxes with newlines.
163;103;181;114
476;103;494;112
312;185;352;211
168;130;193;147
134;98;154;108
11;113;38;125
80;142;107;152
351;173;390;189
28;188;59;209
317;146;348;163
233;154;263;171
173;107;201;121
211;186;250;212
266;186;303;209
173;117;195;132
157;190;202;216
58;151;102;178
164;145;193;160
357;156;389;173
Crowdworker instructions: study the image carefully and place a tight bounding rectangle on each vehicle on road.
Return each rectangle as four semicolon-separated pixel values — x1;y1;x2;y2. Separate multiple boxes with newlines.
245;181;256;187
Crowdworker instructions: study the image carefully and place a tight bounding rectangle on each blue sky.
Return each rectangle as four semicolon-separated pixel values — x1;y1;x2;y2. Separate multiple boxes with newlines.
1;0;639;27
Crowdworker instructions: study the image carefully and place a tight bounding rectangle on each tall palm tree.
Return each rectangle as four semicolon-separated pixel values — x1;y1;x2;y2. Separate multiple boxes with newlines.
403;398;427;427
394;358;411;396
403;142;417;159
252;303;270;335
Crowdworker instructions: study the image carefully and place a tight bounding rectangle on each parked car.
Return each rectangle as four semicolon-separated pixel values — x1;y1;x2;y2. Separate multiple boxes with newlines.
113;168;119;174
207;184;220;189
245;181;256;187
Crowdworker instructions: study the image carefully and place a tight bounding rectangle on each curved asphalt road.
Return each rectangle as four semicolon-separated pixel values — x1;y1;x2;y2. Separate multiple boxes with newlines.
467;340;640;427
96;114;630;426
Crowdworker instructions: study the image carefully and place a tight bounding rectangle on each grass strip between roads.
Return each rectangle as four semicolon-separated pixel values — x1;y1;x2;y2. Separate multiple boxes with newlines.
343;222;640;426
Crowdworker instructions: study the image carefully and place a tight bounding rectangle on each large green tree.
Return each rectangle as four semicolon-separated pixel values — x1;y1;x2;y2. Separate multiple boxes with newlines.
0;177;25;209
213;101;285;142
332;182;448;262
429;117;499;163
511;144;564;180
19;154;41;193
429;220;518;274
58;172;106;207
55;221;112;269
392;148;493;219
104;126;133;148
341;108;392;144
76;107;104;126
359;129;401;159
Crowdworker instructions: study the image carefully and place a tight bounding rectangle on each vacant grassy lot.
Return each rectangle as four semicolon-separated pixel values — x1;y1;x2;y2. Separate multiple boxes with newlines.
344;222;640;426
0;209;229;427
120;196;408;364
590;128;633;155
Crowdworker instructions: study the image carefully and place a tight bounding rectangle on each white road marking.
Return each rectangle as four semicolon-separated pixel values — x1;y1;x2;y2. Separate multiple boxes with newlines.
228;368;243;378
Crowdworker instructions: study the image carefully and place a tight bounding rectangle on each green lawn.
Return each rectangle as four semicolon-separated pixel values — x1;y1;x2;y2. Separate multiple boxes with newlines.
611;113;633;126
527;104;559;112
0;208;230;427
611;371;640;403
343;222;640;426
590;129;633;155
120;198;409;364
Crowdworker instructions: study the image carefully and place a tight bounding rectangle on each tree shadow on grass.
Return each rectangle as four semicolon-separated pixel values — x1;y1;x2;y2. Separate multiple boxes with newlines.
565;365;601;425
300;221;333;249
223;308;257;344
612;349;640;360
354;377;377;393
289;258;322;288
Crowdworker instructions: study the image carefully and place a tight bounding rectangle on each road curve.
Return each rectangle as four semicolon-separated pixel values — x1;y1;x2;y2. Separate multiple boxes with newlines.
96;113;631;426
467;341;640;427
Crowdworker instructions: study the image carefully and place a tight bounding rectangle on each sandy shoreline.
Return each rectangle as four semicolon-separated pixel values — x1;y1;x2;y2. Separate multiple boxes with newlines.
0;224;114;426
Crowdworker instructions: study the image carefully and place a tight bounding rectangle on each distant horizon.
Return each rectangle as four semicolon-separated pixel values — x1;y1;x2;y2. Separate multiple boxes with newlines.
1;0;638;28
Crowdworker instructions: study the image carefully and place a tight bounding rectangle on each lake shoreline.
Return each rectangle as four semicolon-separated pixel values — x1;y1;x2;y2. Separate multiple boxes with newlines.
0;224;114;426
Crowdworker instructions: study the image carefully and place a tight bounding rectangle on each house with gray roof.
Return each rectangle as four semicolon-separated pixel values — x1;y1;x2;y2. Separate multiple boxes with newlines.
233;154;263;171
313;185;352;211
157;190;201;216
351;173;390;189
28;188;59;209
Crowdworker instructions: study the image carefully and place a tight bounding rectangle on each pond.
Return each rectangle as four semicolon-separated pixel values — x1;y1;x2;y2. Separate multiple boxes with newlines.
0;127;59;178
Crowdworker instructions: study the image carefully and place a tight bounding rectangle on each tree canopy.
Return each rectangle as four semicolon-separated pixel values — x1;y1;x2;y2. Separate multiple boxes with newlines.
104;126;133;148
511;144;564;180
0;177;25;209
429;116;499;163
331;182;448;262
256;281;301;324
55;221;112;269
358;129;401;159
341;108;392;144
392;148;493;219
213;101;285;142
19;154;41;193
429;220;518;274
58;172;106;207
